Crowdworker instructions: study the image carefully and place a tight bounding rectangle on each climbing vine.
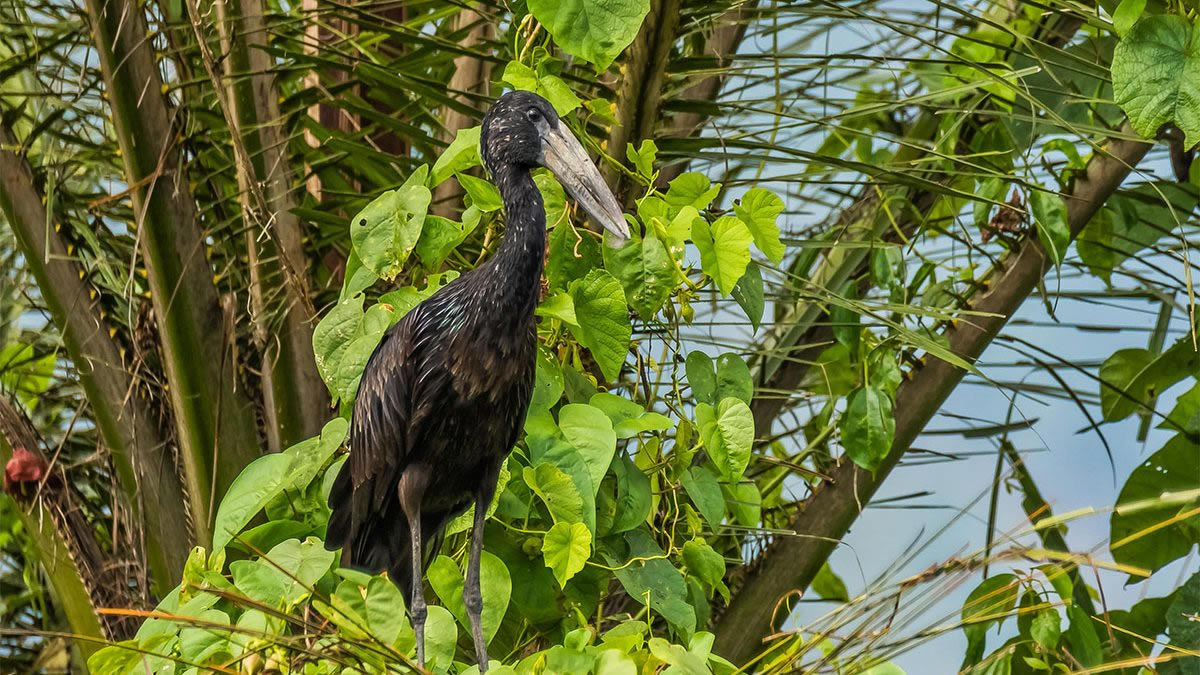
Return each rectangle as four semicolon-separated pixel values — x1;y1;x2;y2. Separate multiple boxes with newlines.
70;0;1200;673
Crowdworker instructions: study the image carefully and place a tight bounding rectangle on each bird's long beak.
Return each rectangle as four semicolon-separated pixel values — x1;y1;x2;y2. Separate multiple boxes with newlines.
541;124;630;243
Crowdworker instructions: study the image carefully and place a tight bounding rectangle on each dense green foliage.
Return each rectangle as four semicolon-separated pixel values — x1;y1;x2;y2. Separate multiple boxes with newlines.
0;0;1197;672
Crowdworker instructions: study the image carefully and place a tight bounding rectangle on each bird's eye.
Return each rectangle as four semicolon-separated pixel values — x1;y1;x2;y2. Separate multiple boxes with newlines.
526;108;541;121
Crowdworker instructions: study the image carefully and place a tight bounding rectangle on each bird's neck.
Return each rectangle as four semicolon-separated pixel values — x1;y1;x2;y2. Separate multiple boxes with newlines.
485;165;546;318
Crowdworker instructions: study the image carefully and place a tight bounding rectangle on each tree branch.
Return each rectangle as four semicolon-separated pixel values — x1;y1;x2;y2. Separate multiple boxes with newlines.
713;127;1152;665
0;126;189;588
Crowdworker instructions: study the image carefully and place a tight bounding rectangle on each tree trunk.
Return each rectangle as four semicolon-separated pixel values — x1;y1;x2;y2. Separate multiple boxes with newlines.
84;0;261;544
0;126;189;588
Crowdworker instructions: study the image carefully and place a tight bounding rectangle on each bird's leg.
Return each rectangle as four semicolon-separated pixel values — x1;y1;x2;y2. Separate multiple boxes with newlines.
398;468;431;670
464;466;500;672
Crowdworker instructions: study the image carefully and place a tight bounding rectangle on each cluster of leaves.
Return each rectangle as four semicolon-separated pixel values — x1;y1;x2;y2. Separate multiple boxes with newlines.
82;28;812;669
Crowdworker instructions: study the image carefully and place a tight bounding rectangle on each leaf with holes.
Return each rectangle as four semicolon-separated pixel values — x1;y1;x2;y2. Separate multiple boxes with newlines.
1110;434;1200;574
350;182;431;280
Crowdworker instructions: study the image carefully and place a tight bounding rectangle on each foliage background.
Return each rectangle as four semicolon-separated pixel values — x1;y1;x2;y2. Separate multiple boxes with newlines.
0;0;1196;672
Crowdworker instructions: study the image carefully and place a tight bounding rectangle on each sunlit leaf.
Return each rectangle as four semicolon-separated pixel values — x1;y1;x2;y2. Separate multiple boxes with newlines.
527;0;650;69
542;521;592;587
692;216;752;295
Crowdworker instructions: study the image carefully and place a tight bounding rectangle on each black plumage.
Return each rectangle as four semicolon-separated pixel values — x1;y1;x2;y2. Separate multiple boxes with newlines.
326;91;628;672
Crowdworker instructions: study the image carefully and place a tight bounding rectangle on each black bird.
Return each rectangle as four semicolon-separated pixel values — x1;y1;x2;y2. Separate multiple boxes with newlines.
326;91;629;671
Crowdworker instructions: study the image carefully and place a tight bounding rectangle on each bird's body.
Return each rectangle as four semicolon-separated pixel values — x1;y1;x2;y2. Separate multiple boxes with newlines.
326;91;628;672
326;168;545;597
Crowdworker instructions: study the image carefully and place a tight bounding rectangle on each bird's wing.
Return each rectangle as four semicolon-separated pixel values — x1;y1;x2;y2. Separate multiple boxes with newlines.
348;301;448;512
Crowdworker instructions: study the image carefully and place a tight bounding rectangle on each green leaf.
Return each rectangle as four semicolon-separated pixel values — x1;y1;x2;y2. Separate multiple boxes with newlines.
610;457;652;533
542;521;592;587
1113;15;1200;145
178;608;231;664
716;353;753;405
841;386;896;471
1113;0;1146;37
559;403;617;494
537;291;578;325
524;463;586;526
733;188;786;263
213;453;293;552
626;139;658;178
501;61;582;115
1031;608;1061;650
1167;572;1200;672
231;537;334;609
365;576;410;646
601;619;648;652
961;573;1020;666
547;220;603;290
681;466;724;529
1065;606;1103;668
681;539;725;587
589;393;671;438
430;125;481;187
692;216;753;296
1079;184;1198;283
686;351;718;406
648;637;708;675
427;553;511;646
811;562;850;602
1029;187;1069;266
603;231;675;319
531;349;565;412
595;649;638;675
283;417;348;496
424;605;457;672
527;0;650;69
1111;434;1200;573
731;261;764;330
1100;337;1199;421
725;481;760;527
378;271;459;319
568;269;632;380
340;249;377;299
665;172;721;212
697;398;754;483
416;208;481;269
603;529;696;637
228;520;313;556
457;173;503;212
312;295;365;401
1160;381;1200;435
350;183;431;280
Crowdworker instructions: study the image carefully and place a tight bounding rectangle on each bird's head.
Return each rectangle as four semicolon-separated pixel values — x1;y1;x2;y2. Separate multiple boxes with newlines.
482;90;630;243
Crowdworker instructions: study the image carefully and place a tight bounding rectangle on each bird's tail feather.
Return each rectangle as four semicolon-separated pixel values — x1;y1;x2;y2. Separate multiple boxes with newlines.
326;464;445;601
